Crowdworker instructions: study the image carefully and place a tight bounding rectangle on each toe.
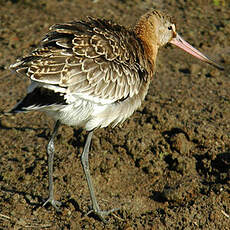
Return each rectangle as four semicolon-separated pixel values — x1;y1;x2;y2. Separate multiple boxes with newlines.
43;198;62;211
87;207;120;222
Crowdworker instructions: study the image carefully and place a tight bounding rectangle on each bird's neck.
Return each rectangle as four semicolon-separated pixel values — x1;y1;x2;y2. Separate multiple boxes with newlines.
142;41;158;69
134;22;159;71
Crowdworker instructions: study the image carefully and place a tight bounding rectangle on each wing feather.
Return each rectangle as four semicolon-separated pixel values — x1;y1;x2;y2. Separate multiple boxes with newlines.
10;18;148;104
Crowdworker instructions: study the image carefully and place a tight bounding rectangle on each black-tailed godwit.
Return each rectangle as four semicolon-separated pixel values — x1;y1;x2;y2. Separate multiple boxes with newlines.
8;9;223;221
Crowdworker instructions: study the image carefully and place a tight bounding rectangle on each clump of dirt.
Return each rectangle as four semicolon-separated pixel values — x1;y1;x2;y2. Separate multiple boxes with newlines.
0;0;230;229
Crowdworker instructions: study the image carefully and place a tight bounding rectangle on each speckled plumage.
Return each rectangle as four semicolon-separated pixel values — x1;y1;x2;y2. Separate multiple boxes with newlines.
10;16;156;130
9;9;222;220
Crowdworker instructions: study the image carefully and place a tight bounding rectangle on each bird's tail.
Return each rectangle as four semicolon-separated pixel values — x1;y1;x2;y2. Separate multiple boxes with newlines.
0;97;30;119
0;105;25;118
0;110;15;118
1;86;67;118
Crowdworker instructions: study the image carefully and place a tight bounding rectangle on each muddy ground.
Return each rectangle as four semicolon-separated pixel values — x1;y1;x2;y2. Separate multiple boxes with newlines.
0;0;230;229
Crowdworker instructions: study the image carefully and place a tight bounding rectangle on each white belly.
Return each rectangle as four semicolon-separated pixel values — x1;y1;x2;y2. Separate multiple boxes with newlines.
44;93;144;131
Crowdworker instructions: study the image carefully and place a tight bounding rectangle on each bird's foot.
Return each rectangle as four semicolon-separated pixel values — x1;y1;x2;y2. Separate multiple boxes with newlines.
43;197;62;211
87;206;120;223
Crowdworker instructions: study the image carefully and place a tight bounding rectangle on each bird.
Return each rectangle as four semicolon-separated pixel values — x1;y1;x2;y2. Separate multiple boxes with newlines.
7;9;223;221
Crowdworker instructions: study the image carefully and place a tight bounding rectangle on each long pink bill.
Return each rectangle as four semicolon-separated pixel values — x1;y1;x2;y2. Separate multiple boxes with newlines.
170;34;224;71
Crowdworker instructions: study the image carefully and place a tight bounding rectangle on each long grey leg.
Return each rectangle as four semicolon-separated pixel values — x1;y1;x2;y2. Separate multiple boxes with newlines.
81;131;118;221
43;120;61;210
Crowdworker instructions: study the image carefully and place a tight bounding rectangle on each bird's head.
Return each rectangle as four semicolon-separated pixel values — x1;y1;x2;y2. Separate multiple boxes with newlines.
135;9;224;70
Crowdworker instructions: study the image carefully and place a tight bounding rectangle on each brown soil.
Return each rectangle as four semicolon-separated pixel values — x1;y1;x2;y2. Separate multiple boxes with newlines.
0;0;230;229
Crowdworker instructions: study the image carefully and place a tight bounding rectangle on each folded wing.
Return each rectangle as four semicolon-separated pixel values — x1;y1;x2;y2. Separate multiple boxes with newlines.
10;18;148;105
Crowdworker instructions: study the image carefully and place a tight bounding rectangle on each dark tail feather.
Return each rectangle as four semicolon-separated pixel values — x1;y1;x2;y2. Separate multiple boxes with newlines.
0;110;16;118
9;98;29;114
0;100;28;118
0;99;27;118
8;87;67;114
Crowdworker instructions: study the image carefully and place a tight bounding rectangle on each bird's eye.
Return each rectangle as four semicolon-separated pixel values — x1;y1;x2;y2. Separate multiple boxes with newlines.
168;26;172;30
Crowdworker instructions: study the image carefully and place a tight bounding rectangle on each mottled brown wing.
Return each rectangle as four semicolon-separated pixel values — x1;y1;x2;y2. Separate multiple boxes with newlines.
10;18;147;103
